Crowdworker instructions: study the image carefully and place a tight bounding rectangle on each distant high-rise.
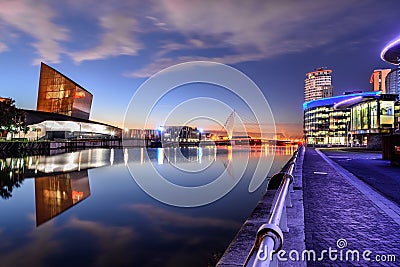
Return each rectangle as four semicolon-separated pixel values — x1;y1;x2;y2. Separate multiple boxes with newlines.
304;68;333;102
381;38;400;97
36;62;93;120
370;69;391;93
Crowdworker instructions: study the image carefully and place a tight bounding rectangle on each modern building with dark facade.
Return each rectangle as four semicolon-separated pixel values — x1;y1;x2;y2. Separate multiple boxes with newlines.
381;38;400;133
386;68;400;96
37;62;93;120
381;38;400;97
2;63;122;141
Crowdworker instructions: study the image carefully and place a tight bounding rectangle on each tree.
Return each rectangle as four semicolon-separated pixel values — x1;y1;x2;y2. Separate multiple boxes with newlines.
0;98;27;138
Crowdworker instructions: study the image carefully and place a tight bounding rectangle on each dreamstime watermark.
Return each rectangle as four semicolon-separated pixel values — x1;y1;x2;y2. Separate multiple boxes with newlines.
257;238;396;263
123;61;276;207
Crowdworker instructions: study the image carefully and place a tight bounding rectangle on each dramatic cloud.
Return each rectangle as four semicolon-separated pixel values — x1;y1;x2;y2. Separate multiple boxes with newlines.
69;13;142;63
127;53;266;77
0;0;68;64
0;0;391;74
153;0;364;52
130;0;383;77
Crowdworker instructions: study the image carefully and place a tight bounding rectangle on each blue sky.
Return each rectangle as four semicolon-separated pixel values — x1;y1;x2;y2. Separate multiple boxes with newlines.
0;0;399;137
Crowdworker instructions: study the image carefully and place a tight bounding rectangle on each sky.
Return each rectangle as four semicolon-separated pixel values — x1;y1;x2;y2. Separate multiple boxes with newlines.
0;0;399;137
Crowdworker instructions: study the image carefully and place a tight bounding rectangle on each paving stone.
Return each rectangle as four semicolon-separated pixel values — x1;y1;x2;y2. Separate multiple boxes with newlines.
303;148;400;267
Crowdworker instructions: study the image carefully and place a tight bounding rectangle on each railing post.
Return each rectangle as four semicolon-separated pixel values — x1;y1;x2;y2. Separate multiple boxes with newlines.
243;146;302;267
279;204;289;233
289;162;296;193
285;189;292;208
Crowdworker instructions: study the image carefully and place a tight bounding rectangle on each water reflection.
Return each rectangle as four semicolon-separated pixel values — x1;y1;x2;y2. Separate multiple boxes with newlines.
0;146;298;201
35;170;91;226
0;159;25;199
0;145;298;267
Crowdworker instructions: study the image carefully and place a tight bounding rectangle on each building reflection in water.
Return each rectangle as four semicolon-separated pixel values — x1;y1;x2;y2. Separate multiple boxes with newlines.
35;170;90;226
1;145;298;226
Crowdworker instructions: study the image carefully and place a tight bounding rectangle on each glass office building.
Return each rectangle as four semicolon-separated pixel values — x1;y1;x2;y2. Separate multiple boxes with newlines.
385;67;400;96
37;63;93;120
381;38;400;97
348;94;398;145
324;92;397;147
303;92;395;146
304;95;351;145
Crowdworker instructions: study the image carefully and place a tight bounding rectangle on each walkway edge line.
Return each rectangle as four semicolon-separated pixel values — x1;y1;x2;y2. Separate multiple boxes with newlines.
315;148;400;226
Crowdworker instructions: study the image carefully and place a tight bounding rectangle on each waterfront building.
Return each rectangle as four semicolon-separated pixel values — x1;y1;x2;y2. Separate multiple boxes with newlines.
380;38;400;132
381;38;400;97
304;68;334;102
370;69;391;93
303;91;398;146
3;63;121;141
18;109;121;141
37;62;93;120
123;129;160;140
385;68;400;96
331;92;398;147
303;94;351;145
159;126;201;143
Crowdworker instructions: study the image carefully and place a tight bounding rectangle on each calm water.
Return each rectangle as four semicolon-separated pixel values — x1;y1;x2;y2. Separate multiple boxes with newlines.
0;146;296;267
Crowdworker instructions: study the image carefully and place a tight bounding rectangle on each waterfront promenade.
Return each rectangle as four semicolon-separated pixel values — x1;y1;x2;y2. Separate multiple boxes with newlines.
303;148;400;266
218;147;400;266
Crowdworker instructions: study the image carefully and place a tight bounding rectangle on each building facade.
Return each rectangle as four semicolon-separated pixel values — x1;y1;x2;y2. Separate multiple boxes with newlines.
303;92;394;146
37;62;93;120
159;126;201;143
381;38;400;98
370;69;391;93
17;109;122;141
304;68;334;102
123;129;160;140
385;67;400;96
303;95;350;145
346;94;398;146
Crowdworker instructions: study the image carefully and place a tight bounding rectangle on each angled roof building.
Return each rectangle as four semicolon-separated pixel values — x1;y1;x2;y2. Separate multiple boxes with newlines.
37;62;93;120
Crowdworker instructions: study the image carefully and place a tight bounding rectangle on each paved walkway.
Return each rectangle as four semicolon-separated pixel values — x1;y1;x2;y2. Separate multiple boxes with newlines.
321;149;400;205
303;148;400;267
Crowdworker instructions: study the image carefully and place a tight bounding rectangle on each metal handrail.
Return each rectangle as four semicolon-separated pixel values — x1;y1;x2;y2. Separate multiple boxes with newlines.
244;146;302;267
